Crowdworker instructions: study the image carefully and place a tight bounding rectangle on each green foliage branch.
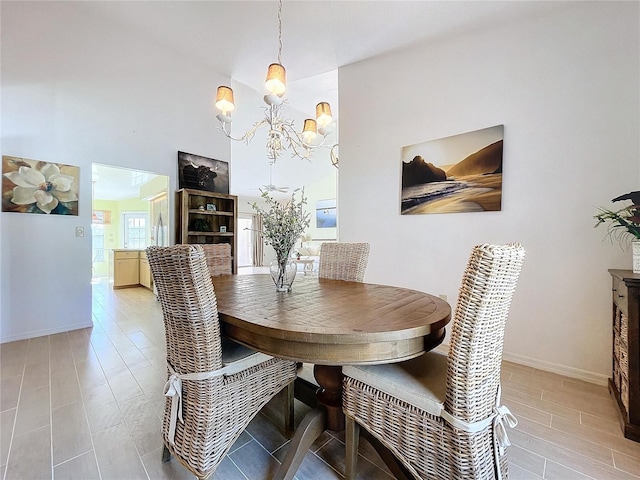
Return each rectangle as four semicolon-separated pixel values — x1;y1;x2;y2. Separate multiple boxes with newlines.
251;188;311;264
594;194;640;246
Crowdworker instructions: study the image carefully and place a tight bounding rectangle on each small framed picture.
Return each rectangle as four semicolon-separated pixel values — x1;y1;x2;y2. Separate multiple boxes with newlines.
220;226;227;233
206;203;216;211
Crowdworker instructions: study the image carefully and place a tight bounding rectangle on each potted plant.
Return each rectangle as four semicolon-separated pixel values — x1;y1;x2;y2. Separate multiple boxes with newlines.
594;191;640;272
251;189;311;291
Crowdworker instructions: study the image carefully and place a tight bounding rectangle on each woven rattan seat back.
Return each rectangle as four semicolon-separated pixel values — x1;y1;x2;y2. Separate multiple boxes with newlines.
200;243;232;276
318;242;370;282
445;243;526;423
147;244;223;375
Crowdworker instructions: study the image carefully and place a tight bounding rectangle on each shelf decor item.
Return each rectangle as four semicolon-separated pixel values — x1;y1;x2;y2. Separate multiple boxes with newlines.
594;191;640;273
251;189;310;291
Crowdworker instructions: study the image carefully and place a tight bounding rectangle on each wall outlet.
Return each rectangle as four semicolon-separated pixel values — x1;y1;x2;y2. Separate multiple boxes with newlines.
75;227;84;237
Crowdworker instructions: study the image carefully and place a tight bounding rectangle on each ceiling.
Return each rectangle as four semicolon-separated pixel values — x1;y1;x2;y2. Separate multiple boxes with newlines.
78;1;570;198
92;164;164;201
77;1;567;94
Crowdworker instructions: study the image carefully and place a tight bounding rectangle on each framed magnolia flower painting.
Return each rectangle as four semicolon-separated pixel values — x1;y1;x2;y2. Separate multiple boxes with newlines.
2;155;79;215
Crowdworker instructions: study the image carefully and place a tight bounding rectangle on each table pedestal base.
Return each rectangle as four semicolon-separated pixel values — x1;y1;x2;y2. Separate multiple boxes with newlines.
272;408;326;480
272;365;343;480
314;365;344;431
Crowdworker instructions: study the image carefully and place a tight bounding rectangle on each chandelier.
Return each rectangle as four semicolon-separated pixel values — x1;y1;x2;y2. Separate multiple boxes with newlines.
214;0;338;167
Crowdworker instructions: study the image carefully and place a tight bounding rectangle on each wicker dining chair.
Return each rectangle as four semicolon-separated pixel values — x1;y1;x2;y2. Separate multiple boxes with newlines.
146;244;297;480
318;242;370;282
342;243;526;480
200;243;232;276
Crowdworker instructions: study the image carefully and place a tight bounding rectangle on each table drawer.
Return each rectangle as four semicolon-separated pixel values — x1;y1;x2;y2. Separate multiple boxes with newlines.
613;277;629;315
114;250;140;260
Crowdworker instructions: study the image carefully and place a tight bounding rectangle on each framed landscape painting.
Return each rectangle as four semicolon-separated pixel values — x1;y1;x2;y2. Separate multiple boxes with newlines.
2;155;79;215
400;125;504;215
178;151;229;194
316;199;337;228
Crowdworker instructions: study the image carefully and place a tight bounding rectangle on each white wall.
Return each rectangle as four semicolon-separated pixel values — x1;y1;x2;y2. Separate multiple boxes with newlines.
1;2;231;342
338;2;639;383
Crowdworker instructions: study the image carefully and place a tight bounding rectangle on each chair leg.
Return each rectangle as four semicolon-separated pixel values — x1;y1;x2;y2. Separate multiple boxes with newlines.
161;444;171;462
284;381;295;437
345;415;360;480
359;429;415;480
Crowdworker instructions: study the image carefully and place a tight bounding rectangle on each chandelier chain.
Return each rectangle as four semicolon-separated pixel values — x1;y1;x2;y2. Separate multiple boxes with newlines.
277;0;283;65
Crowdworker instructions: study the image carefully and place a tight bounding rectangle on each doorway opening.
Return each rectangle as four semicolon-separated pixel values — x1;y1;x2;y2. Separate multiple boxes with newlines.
91;163;170;285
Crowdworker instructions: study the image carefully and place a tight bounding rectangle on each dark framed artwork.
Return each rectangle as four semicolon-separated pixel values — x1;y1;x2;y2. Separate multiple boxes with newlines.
400;125;503;215
316;199;337;228
178;151;229;194
2;155;79;215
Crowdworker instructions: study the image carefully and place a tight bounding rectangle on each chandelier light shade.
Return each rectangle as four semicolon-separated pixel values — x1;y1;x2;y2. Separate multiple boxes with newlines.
302;119;317;144
265;63;287;97
215;86;235;117
213;0;338;167
315;102;333;129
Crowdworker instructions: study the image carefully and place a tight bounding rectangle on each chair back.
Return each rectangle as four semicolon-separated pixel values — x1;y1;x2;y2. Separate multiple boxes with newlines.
445;243;525;423
146;244;223;375
318;242;370;282
201;243;232;276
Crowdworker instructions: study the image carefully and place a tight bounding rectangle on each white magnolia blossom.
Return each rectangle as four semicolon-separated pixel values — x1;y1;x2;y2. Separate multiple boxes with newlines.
3;163;78;214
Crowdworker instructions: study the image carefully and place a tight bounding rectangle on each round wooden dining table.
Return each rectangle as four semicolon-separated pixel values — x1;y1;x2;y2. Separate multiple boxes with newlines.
211;274;451;480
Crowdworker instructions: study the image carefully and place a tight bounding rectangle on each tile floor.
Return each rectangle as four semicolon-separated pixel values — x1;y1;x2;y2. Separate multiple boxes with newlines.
1;279;639;479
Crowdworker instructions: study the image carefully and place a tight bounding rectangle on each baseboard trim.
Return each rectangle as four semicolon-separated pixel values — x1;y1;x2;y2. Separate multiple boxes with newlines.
0;320;93;344
502;351;610;386
433;343;609;386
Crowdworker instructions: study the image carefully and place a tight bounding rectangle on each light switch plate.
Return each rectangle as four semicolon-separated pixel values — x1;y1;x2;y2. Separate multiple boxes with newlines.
75;227;84;237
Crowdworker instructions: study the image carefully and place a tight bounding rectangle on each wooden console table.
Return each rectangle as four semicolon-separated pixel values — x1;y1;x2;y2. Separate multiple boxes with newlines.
609;269;640;441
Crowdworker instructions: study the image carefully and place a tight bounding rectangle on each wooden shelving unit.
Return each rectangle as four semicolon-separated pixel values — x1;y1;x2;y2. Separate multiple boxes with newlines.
176;188;238;274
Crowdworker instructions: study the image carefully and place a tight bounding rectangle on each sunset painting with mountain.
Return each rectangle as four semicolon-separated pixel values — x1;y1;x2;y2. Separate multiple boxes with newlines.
401;125;504;215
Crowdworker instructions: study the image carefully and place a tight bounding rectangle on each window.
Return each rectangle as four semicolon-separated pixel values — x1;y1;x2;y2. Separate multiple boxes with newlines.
131;171;150;186
237;216;253;267
92;210;111;225
91;224;105;262
91;210;110;262
123;212;149;249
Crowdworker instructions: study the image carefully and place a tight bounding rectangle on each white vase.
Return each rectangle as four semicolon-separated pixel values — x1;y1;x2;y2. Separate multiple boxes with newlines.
633;240;640;274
